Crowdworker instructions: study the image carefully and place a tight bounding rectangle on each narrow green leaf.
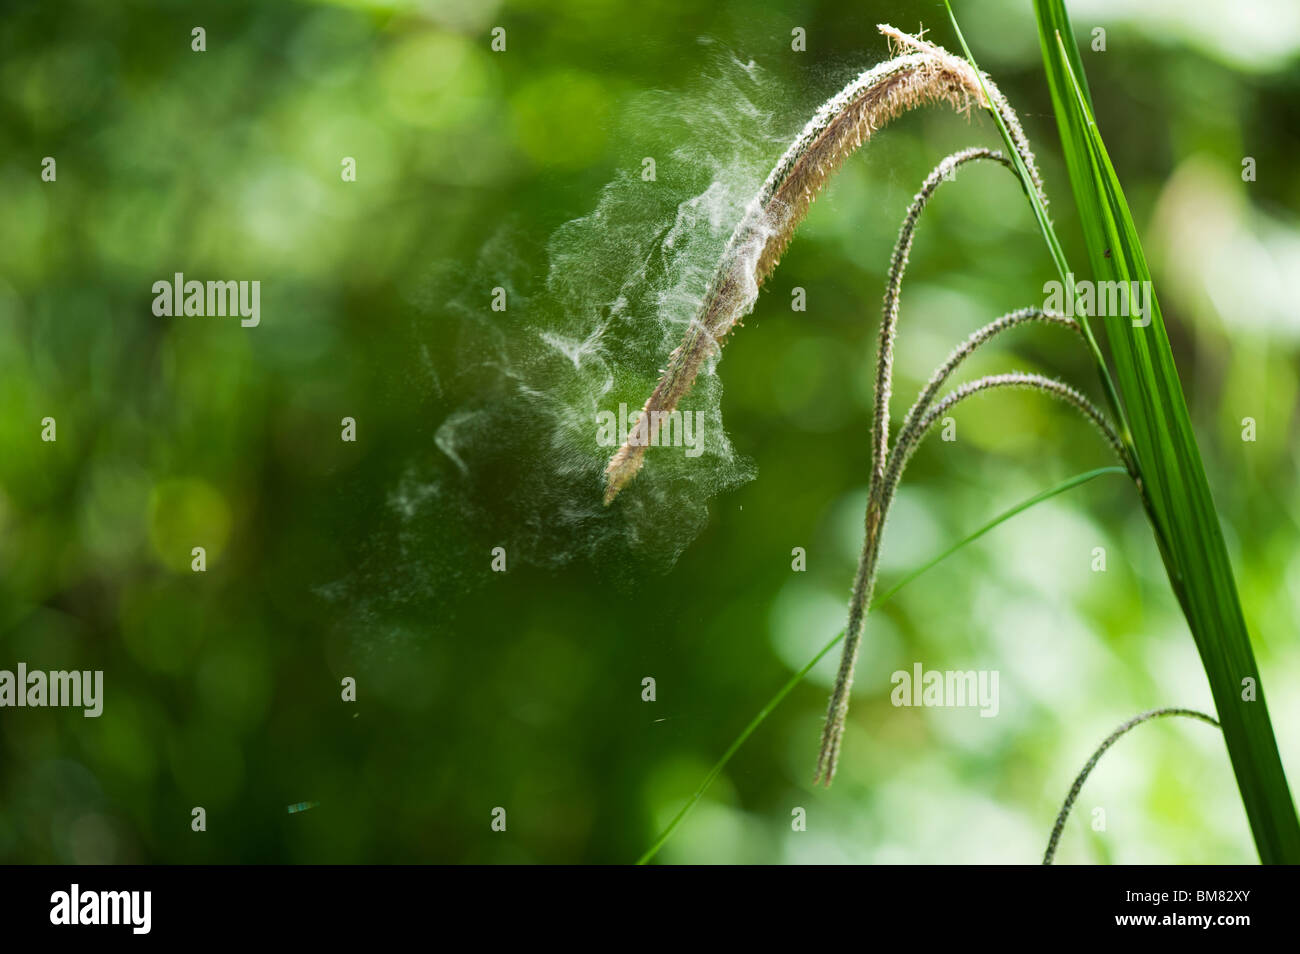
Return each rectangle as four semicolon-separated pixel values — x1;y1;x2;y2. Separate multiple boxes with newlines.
1032;0;1300;862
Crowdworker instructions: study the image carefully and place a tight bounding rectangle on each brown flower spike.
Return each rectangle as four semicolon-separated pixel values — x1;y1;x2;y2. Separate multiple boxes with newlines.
602;26;1045;505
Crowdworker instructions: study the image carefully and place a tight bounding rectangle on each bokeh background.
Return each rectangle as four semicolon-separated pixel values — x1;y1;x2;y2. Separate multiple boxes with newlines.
1;0;1298;863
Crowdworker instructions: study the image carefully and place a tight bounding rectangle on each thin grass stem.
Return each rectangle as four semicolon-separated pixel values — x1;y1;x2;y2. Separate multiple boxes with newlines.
636;465;1127;863
1043;707;1220;864
817;371;1127;783
872;147;1015;493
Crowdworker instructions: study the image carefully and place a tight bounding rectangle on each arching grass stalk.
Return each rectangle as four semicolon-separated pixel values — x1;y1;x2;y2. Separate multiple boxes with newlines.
814;142;1130;784
1043;708;1221;864
636;464;1128;864
816;367;1127;781
869;146;1011;494
940;3;1133;467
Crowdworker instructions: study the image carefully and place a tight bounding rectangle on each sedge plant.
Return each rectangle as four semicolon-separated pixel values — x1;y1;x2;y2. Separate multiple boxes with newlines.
606;11;1298;863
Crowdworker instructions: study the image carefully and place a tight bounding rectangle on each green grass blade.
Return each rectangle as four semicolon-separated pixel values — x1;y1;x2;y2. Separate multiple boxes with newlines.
636;466;1126;864
634;628;841;866
1032;0;1300;863
874;465;1125;604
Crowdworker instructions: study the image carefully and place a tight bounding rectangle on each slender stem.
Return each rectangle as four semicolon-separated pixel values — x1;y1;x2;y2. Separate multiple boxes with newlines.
816;21;1138;787
1043;707;1220;864
943;1;1136;471
896;307;1081;444
883;369;1129;526
637;466;1129;864
816;149;1021;786
875;465;1126;606
817;151;1125;785
912;373;1127;472
873;147;1013;494
817;371;1128;784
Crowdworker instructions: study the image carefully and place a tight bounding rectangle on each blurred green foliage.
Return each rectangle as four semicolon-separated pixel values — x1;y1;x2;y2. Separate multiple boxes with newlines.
0;0;1297;863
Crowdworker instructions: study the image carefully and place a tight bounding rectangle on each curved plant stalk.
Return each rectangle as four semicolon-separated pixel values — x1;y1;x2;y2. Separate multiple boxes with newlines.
871;146;1013;493
603;25;1045;504
1043;708;1221;865
940;4;1133;466
906;373;1126;478
815;369;1126;783
636;464;1128;864
815;131;1127;785
897;307;1082;443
